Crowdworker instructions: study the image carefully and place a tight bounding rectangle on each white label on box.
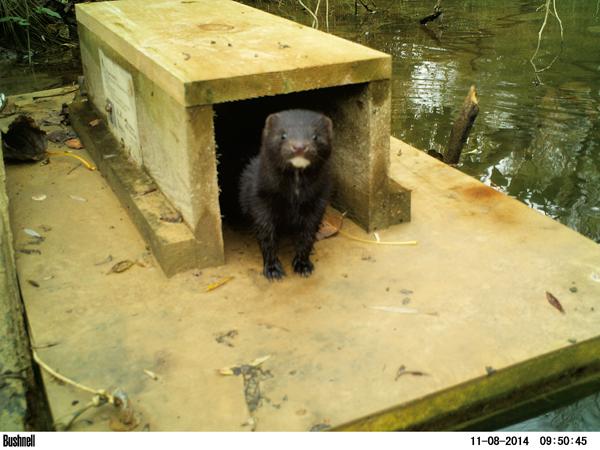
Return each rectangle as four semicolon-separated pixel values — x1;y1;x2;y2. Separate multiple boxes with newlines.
99;50;142;164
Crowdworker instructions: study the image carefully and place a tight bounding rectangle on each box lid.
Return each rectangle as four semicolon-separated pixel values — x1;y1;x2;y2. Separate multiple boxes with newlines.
76;0;391;107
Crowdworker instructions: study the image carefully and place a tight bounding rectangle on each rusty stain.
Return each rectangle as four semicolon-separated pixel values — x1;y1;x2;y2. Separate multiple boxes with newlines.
460;184;503;201
452;184;518;224
197;23;234;32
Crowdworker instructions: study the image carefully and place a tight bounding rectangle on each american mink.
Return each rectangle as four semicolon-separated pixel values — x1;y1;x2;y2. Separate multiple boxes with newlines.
239;109;333;280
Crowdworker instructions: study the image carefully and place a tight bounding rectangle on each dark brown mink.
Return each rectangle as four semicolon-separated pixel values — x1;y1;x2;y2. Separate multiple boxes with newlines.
239;109;333;280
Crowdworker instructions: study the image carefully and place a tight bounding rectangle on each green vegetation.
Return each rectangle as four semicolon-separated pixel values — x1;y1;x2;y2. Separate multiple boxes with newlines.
0;0;91;56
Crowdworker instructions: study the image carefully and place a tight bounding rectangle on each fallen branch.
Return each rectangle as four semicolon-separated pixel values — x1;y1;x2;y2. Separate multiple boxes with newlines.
32;87;79;100
420;10;442;25
444;85;479;165
420;0;442;25
355;0;376;15
530;0;564;84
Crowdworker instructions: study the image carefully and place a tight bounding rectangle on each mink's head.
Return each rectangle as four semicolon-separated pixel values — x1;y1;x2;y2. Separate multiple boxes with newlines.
261;109;333;171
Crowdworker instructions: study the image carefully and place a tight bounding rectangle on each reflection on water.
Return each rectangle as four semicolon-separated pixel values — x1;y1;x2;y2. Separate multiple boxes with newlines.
0;47;80;95
504;394;600;432
245;0;600;431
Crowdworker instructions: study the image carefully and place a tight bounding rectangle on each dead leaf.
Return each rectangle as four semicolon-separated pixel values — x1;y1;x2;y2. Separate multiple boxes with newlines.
250;355;271;366
65;138;83;149
316;219;339;240
316;213;344;240
395;365;429;380
24;228;42;238
143;369;158;380
88;118;101;127
107;260;135;274
219;354;271;375
546;291;565;314
205;276;234;292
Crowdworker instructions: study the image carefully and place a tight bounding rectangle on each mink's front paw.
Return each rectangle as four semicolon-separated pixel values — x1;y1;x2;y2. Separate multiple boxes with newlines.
292;256;314;277
263;259;285;281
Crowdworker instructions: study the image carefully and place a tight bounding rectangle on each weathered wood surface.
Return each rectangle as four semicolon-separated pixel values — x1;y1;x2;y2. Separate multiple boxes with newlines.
76;0;391;106
5;90;600;431
69;99;221;277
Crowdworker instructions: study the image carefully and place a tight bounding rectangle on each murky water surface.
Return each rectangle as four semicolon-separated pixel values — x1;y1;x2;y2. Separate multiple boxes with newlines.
0;47;80;95
245;0;600;431
251;0;600;244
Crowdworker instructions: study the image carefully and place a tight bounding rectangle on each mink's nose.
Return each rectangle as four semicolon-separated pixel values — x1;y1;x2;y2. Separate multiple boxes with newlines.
291;143;306;155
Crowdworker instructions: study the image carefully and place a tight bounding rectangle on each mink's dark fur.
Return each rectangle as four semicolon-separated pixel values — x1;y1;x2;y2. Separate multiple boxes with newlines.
239;109;333;280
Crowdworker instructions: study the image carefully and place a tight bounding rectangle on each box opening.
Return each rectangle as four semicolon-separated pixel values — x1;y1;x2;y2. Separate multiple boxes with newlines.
214;83;369;227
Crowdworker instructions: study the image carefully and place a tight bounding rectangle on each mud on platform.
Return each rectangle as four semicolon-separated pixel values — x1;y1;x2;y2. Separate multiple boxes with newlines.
2;88;600;431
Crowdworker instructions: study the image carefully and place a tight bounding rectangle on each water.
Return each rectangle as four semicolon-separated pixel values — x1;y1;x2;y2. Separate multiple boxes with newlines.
243;0;600;431
0;47;80;95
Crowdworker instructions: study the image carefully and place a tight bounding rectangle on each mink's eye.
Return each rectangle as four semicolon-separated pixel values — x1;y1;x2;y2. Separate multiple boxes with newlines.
281;133;287;140
312;134;317;141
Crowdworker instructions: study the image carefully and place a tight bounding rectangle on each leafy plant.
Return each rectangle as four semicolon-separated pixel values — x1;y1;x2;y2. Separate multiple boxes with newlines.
33;6;62;20
0;16;30;26
0;0;76;54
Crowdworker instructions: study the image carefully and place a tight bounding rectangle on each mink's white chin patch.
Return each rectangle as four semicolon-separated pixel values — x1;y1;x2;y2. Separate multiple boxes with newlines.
289;156;311;169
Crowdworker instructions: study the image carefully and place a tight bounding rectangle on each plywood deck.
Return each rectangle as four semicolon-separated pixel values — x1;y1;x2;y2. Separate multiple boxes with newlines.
3;90;600;431
75;0;390;106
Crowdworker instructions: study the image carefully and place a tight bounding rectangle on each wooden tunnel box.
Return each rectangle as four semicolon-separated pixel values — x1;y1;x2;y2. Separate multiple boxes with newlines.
74;0;411;275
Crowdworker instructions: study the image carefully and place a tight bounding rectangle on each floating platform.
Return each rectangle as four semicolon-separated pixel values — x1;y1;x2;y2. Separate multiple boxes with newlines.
2;89;600;431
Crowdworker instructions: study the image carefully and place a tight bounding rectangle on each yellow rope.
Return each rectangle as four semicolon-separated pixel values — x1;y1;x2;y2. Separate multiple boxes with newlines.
32;350;113;404
332;211;417;246
47;150;97;171
338;228;417;246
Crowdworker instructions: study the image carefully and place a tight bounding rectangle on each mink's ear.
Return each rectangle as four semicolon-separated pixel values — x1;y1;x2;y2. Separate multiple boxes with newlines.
264;113;280;132
322;115;333;139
